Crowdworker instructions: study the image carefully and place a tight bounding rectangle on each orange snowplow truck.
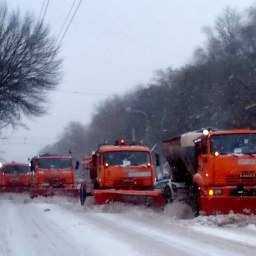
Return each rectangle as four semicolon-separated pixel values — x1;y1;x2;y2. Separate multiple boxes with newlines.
163;129;256;215
0;162;31;192
80;139;165;207
30;154;79;198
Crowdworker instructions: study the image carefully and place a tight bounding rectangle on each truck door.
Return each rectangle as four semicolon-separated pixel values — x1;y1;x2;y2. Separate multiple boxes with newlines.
195;137;208;173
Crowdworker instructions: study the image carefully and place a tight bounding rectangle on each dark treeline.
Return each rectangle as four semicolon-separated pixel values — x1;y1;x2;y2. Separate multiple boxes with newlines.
42;6;256;158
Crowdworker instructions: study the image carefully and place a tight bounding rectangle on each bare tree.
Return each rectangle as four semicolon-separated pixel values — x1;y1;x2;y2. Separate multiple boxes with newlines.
0;5;62;128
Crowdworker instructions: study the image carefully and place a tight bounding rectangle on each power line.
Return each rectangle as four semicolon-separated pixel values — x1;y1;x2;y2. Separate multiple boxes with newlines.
39;0;46;21
57;0;77;41
0;142;45;146
57;0;83;45
55;89;113;97
0;136;54;140
58;0;82;44
40;0;50;24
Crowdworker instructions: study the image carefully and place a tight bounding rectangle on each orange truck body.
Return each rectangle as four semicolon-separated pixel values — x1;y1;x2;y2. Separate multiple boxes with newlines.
163;129;256;215
0;162;32;192
83;140;165;206
30;154;78;197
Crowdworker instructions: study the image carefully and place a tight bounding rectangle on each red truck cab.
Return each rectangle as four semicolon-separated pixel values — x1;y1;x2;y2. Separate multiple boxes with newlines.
30;154;78;197
80;139;165;206
163;129;256;215
0;162;31;192
196;129;256;214
91;144;156;190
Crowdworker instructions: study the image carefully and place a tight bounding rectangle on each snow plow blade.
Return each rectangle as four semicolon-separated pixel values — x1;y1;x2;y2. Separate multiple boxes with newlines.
0;187;29;193
200;196;256;215
30;187;79;198
94;189;166;207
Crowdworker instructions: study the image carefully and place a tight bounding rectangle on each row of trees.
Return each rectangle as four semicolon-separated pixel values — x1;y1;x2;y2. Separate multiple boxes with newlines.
42;6;256;159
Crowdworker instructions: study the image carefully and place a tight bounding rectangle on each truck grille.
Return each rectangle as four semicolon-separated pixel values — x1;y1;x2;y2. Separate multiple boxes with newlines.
226;175;256;185
46;178;65;188
230;187;256;196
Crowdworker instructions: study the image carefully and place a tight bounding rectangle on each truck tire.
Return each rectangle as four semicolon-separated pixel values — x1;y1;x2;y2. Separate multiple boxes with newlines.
190;185;199;217
80;184;87;206
163;185;173;203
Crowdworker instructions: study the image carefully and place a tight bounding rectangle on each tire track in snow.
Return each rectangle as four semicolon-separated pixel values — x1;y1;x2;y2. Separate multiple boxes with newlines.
0;199;14;256
35;202;188;256
88;213;243;256
83;212;188;256
0;198;38;256
0;197;115;256
84;203;256;256
191;225;256;248
1;195;256;256
33;202;143;256
34;199;256;256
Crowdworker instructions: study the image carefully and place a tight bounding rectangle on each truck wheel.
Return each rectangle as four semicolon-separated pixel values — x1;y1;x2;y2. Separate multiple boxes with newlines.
163;185;173;203
191;185;199;217
80;184;87;206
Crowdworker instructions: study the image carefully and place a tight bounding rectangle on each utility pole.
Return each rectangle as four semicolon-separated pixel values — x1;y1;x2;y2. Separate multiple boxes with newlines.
126;107;150;144
132;128;136;142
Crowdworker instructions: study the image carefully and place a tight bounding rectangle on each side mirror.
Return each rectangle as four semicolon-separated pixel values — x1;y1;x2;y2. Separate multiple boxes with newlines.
92;154;97;166
194;138;208;155
194;141;202;155
75;161;80;170
30;160;35;172
155;153;160;167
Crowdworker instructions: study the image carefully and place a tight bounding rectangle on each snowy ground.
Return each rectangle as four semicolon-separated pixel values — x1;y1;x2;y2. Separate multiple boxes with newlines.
0;194;256;256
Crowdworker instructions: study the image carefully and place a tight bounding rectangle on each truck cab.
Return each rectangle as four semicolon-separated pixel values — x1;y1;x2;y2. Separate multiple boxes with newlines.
80;139;165;206
196;130;256;204
0;162;31;192
90;140;156;190
163;129;256;215
30;154;78;197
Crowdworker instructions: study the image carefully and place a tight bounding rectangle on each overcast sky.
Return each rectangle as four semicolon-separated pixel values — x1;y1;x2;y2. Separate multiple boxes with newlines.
0;0;255;162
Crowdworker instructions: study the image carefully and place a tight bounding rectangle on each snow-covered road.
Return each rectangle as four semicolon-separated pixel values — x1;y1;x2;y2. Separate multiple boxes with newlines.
0;194;256;256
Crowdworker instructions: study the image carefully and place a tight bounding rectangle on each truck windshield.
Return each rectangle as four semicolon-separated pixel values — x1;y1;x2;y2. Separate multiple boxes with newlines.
38;158;72;169
211;134;256;155
2;165;30;174
104;151;150;166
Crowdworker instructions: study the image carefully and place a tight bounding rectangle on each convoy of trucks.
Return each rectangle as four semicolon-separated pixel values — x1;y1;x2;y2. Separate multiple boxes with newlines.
1;128;256;216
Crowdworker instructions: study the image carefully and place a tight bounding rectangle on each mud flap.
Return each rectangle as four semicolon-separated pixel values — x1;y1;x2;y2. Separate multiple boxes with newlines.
80;184;87;206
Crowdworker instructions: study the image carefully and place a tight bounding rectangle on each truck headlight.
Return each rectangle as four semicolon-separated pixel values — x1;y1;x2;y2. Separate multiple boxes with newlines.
208;188;222;196
208;189;214;196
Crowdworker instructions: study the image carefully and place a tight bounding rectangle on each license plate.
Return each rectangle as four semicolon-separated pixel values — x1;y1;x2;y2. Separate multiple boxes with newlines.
128;171;151;178
10;177;19;182
240;171;256;178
